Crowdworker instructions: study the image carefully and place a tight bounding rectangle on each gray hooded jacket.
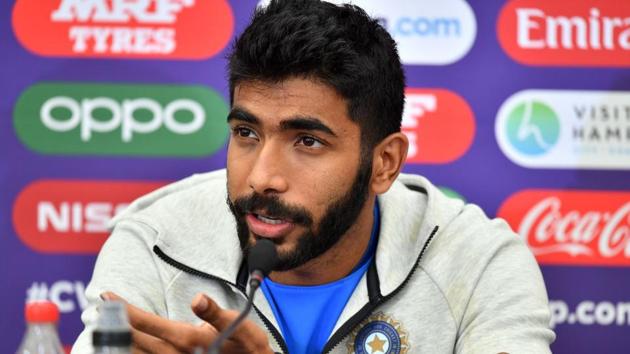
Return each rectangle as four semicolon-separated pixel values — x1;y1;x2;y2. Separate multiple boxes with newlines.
72;169;555;353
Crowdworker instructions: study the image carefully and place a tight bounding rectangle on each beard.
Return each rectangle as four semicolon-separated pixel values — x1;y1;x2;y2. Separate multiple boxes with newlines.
227;156;372;272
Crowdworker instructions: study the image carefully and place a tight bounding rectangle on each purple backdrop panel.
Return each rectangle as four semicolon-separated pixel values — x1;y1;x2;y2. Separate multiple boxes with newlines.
1;1;629;353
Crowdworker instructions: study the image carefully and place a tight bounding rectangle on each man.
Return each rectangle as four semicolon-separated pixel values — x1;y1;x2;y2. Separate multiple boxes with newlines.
73;1;555;353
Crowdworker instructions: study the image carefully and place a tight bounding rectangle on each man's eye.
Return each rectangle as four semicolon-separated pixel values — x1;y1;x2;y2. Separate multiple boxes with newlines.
233;127;256;139
297;136;323;148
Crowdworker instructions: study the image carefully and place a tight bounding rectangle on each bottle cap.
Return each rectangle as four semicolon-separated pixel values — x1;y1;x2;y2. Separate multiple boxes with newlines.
25;300;60;323
93;300;132;347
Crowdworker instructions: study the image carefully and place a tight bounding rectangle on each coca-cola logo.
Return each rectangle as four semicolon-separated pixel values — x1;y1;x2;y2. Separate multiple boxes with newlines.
497;0;630;67
497;190;630;266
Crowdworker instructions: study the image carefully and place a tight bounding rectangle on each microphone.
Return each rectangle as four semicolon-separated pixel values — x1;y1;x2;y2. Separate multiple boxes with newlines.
247;238;278;288
207;239;278;354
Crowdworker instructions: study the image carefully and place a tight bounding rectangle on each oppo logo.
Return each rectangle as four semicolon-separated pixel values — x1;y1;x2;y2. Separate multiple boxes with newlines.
497;0;630;67
12;0;234;59
41;96;204;142
403;88;475;163
12;180;166;254
13;82;229;156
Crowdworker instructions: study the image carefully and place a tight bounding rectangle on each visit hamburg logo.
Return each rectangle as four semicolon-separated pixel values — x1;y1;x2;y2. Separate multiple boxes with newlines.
495;89;630;169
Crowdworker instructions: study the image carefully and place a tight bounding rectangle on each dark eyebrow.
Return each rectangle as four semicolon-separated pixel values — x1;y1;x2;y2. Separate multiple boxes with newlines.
227;108;337;137
280;117;337;137
227;107;259;125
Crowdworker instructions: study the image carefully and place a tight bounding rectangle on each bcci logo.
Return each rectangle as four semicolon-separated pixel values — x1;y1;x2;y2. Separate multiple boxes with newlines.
346;312;409;354
505;100;560;156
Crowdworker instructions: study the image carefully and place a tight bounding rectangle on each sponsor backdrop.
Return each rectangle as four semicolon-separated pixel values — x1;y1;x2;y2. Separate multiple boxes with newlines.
1;0;629;352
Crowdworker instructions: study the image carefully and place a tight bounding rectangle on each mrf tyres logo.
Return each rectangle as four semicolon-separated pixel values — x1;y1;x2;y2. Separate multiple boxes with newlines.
402;88;475;163
12;0;234;59
13;82;229;157
495;90;630;170
497;189;630;266
12;180;166;254
259;0;476;65
497;0;630;67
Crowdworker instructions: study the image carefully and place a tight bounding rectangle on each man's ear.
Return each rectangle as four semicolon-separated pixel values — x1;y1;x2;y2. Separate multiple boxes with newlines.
370;132;409;195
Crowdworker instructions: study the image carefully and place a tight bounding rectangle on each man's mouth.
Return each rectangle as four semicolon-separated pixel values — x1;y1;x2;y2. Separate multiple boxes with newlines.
255;213;284;225
246;212;295;238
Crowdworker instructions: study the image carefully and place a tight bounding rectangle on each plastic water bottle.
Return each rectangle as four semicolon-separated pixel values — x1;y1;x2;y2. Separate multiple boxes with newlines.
92;301;131;354
16;300;65;354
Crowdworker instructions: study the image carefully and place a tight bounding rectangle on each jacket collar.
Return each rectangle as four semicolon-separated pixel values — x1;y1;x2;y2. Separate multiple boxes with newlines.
146;170;464;316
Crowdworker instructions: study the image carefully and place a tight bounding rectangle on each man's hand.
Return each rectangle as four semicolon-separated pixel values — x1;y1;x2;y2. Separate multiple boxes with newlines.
101;292;274;354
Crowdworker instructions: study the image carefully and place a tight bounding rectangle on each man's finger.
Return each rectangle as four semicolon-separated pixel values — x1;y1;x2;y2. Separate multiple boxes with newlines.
130;328;180;354
131;347;151;354
192;293;274;353
191;293;239;332
103;291;217;351
103;292;178;338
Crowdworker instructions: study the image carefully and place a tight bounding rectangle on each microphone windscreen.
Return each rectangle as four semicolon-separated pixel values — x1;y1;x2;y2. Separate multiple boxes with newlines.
247;239;278;277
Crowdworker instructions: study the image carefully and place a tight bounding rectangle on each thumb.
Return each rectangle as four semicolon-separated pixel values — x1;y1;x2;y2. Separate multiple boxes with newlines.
100;291;124;302
191;293;238;331
192;294;273;354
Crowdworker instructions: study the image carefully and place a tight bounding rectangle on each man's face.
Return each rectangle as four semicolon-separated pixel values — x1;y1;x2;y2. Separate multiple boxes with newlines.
226;77;372;271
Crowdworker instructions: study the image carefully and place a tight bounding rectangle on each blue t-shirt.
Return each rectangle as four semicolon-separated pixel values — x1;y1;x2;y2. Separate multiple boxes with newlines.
261;203;379;354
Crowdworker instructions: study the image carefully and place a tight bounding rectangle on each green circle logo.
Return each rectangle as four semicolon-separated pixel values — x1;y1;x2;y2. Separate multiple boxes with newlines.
505;101;560;156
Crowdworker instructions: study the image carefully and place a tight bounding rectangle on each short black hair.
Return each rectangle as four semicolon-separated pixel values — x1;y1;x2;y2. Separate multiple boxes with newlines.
228;0;405;150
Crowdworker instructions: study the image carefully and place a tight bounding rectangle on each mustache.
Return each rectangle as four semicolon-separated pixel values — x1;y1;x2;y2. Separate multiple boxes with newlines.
229;193;313;226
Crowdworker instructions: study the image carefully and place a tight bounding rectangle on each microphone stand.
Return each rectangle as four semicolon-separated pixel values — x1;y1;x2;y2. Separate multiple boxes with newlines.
206;271;265;354
205;239;276;354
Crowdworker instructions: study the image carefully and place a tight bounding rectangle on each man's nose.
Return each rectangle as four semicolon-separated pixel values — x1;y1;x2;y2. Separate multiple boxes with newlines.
247;143;289;195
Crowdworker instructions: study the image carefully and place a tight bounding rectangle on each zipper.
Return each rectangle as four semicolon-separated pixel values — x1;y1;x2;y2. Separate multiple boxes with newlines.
152;246;289;354
321;225;439;353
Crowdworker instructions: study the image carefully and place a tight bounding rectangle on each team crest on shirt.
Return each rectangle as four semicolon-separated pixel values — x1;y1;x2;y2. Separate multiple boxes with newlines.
346;312;409;354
